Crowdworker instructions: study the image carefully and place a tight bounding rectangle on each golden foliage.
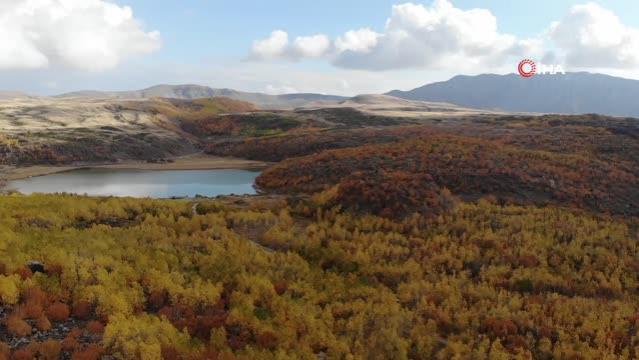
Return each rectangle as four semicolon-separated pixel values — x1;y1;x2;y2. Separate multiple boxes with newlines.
103;314;191;359
0;275;20;305
0;193;638;358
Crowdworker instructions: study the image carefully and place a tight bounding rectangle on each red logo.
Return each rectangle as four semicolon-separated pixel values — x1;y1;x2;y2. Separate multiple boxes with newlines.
518;59;536;77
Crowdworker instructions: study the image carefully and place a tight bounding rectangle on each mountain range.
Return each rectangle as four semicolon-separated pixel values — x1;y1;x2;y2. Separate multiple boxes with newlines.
4;72;639;117
57;84;347;109
387;72;639;118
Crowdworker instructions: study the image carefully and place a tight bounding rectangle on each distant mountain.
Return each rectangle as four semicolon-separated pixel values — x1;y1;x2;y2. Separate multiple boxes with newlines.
340;94;470;110
387;72;639;117
57;84;347;109
0;91;33;100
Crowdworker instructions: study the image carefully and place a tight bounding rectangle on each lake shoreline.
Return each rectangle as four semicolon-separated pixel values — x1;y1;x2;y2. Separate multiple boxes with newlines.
0;154;270;183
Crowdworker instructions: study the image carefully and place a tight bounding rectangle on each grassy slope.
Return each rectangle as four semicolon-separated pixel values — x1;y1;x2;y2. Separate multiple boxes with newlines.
0;97;257;166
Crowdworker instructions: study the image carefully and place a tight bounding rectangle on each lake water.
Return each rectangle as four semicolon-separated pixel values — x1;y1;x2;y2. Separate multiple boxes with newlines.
7;168;261;198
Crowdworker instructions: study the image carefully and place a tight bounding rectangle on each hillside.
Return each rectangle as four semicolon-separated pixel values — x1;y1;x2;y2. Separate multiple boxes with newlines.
0;92;33;100
3;100;639;358
1;91;498;168
1;183;638;358
256;133;639;217
7;0;639;357
0;97;257;166
388;72;639;117
301;94;504;118
58;85;348;110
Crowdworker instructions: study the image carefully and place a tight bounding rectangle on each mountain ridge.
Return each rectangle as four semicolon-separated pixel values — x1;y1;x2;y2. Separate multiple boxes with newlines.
10;71;639;116
57;84;348;109
387;72;639;117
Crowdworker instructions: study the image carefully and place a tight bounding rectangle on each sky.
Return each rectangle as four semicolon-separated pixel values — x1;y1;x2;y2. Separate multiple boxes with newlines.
2;0;639;95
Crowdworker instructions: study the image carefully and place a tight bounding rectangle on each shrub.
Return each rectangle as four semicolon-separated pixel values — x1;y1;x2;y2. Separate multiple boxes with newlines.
147;290;167;311
46;264;63;277
483;318;518;338
6;315;32;337
35;315;52;331
158;305;194;333
192;314;225;340
160;346;180;360
23;287;47;306
61;327;83;351
0;275;20;305
10;349;33;360
257;331;278;350
273;280;288;296
518;255;540;268
198;349;221;359
513;279;534;293
72;300;93;320
21;300;44;319
38;340;62;360
68;327;83;338
0;342;9;360
61;336;79;352
14;267;32;280
24;342;40;356
86;320;105;334
103;314;191;359
71;344;102;360
253;307;271;321
46;302;70;322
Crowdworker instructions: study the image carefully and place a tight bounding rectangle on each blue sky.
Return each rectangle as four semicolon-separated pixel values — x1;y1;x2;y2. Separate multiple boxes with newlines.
126;0;639;59
2;0;639;95
126;0;639;47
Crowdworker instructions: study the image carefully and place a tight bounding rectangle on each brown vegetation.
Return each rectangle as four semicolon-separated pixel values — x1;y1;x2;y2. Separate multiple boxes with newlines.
46;302;70;322
257;133;639;216
6;316;31;337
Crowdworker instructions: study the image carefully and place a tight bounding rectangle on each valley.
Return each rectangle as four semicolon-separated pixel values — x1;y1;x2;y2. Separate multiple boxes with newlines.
5;0;639;358
0;93;499;183
1;86;639;359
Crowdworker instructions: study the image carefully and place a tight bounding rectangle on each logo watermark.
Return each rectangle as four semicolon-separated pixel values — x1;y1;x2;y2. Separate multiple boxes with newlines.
518;59;565;77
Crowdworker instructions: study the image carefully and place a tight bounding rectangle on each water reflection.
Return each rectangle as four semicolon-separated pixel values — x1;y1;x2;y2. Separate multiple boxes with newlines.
8;168;260;198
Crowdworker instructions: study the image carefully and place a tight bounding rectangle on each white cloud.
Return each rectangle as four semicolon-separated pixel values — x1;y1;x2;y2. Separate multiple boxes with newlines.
335;28;380;53
548;2;639;68
249;0;537;71
291;34;331;58
334;0;537;70
247;1;639;73
0;0;161;71
0;56;463;97
250;30;289;59
250;31;331;60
